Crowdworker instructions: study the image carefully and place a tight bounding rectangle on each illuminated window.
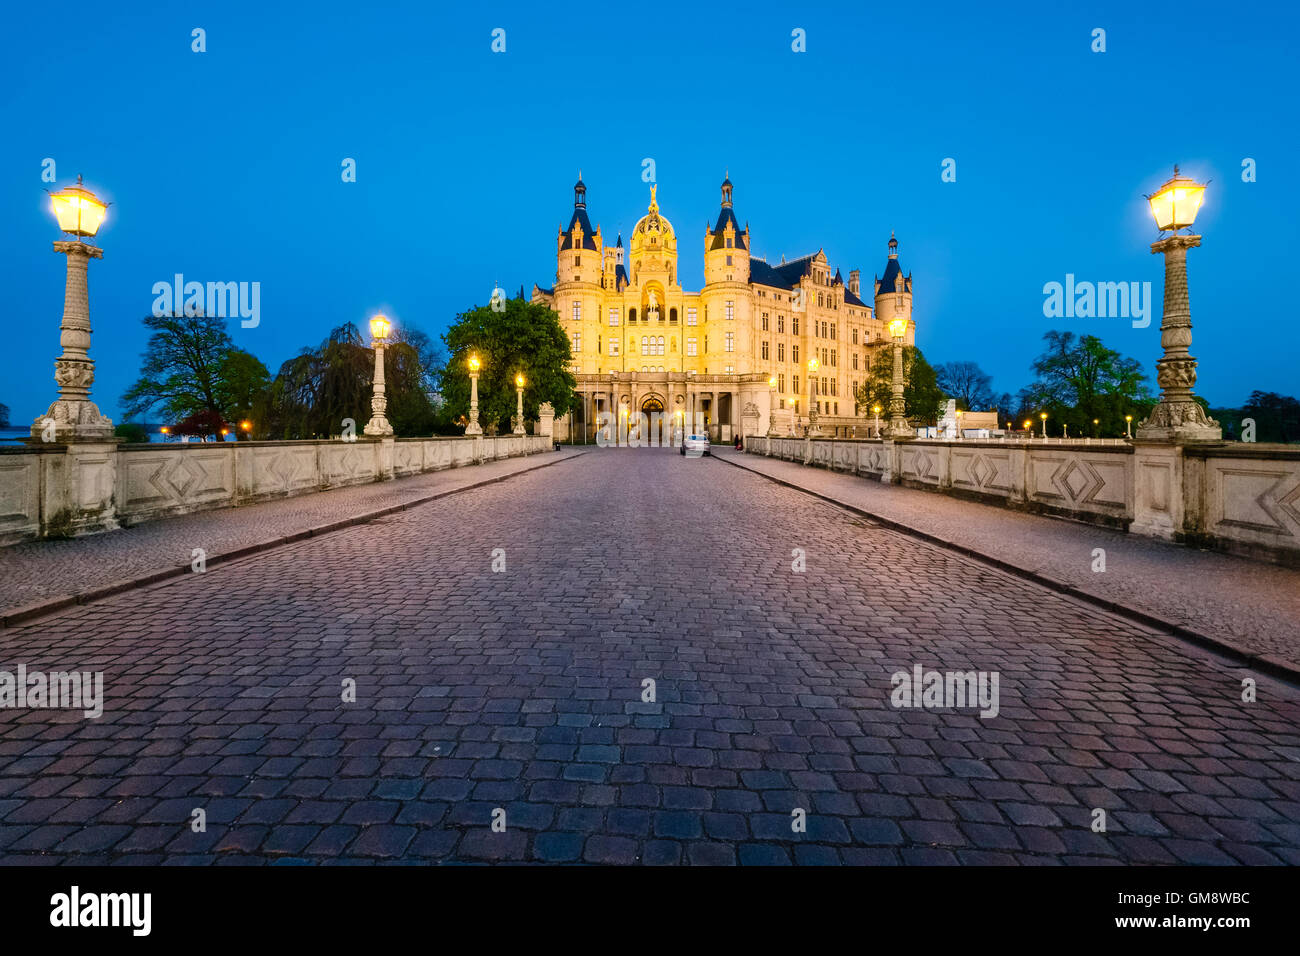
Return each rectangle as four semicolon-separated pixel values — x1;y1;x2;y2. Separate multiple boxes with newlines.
687;337;698;356
686;307;697;326
609;307;619;326
777;342;785;362
761;340;769;360
572;302;581;322
725;332;734;352
725;301;734;321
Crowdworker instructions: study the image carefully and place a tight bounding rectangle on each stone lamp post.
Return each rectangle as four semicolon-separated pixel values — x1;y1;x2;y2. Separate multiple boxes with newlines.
363;314;394;436
1137;166;1221;441
513;372;527;435
766;376;778;437
884;317;912;439
34;176;114;442
465;353;483;436
806;356;821;437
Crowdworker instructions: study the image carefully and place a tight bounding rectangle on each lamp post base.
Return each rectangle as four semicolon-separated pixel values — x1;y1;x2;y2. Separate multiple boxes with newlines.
885;420;913;440
465;422;483;436
363;418;393;437
1135;400;1221;443
31;399;114;443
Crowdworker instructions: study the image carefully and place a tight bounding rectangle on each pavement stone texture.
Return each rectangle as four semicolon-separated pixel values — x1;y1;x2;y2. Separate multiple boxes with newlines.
719;447;1300;672
0;449;579;616
0;448;1297;865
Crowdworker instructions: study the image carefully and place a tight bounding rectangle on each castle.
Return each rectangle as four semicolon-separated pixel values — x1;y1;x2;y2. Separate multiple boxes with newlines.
532;175;915;443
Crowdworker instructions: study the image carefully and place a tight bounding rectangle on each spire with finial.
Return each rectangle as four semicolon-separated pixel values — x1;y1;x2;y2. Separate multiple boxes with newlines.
888;231;898;258
574;171;586;208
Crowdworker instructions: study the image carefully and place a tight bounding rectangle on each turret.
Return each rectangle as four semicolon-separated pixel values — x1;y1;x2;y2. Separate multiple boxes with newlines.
704;174;750;285
556;172;603;286
873;232;914;345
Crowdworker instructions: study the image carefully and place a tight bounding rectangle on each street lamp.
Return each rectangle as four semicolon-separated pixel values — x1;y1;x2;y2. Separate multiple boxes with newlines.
1039;411;1048;438
1092;418;1099;438
1125;414;1133;439
872;403;882;439
954;408;963;441
806;357;821;436
885;317;910;438
766;375;778;437
363;314;394;436
513;372;527;435
33;176;114;442
1023;419;1032;439
1137;166;1221;441
465;352;483;436
241;420;253;440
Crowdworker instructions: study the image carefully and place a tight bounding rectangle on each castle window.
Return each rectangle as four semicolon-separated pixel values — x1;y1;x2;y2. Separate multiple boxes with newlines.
852;328;858;344
725;332;734;352
573;331;581;351
657;336;665;355
761;340;769;360
610;340;619;356
686;307;697;326
831;349;837;367
575;256;581;267
725;365;735;374
777;315;785;333
726;236;733;248
778;373;785;392
830;324;837;339
572;302;581;322
629;308;637;322
641;336;649;354
610;307;619;326
687;337;698;356
670;308;677;323
792;317;800;335
793;375;799;393
725;255;732;266
817;293;824;308
725;301;734;321
792;345;800;363
777;342;785;362
761;312;769;331
853;353;859;370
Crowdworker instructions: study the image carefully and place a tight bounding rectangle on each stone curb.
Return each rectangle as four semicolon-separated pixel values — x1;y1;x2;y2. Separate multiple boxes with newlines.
1;450;585;630
713;451;1300;686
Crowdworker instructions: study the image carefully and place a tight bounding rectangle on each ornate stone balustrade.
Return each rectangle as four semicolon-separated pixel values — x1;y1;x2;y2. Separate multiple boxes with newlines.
0;435;554;546
744;436;1300;563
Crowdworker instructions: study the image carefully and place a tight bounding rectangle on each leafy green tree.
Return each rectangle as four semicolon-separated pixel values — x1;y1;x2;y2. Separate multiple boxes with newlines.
114;422;149;443
439;295;576;434
0;402;9;427
1022;331;1154;436
1236;391;1300;443
854;345;945;425
935;361;995;411
121;312;270;441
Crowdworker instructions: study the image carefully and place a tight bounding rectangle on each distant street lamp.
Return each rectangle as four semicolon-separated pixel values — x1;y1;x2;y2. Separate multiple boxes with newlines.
1125;414;1133;439
872;403;882;438
766;375;778;437
465;353;483;436
241;420;253;441
1137;166;1221;441
954;408;963;440
806;357;821;436
1092;418;1100;438
363;314;394;436
33;176;114;442
885;318;911;438
1040;411;1048;438
513;372;527;435
1023;419;1032;438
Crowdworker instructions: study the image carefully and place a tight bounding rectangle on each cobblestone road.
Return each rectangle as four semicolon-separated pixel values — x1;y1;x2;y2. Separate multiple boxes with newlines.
1;449;1297;865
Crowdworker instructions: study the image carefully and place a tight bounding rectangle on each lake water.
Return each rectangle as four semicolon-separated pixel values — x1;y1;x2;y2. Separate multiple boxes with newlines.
0;425;191;445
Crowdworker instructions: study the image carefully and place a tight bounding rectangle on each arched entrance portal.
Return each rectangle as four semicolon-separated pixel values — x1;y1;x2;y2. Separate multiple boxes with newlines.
639;396;666;446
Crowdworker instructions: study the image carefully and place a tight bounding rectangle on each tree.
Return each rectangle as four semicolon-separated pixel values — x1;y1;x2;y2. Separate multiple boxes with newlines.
113;423;149;443
262;322;438;439
1240;391;1300;443
854;345;945;425
935;361;995;411
121;311;270;440
0;402;9;427
439;295;576;433
1022;331;1153;436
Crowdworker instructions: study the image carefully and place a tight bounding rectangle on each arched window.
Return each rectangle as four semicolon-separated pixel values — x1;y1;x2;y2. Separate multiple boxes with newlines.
657;336;665;355
670;308;678;323
641;336;649;354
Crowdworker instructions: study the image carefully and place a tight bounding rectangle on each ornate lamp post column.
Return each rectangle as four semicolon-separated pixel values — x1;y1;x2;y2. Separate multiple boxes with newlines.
806;357;821;437
766;376;778;437
465;353;483;435
1137;166;1221;441
872;404;881;438
1125;414;1133;439
34;176;114;442
954;408;963;441
513;372;527;435
884;317;911;439
363;315;394;436
1040;411;1048;438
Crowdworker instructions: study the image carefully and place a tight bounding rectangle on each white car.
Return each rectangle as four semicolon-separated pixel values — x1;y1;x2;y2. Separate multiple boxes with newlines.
681;434;710;457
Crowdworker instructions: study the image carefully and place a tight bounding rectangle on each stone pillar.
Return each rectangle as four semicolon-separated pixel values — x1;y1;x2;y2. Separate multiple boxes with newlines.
538;401;555;440
33;240;114;442
1136;235;1221;441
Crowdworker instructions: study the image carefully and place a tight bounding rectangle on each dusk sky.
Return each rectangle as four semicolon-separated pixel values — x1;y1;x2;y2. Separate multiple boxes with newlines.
2;0;1296;424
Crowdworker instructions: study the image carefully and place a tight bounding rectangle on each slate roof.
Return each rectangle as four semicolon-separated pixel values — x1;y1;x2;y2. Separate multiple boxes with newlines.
709;206;747;250
749;253;815;290
559;205;599;252
876;256;910;294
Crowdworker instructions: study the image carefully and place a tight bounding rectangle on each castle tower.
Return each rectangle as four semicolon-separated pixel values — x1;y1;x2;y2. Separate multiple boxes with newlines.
556;173;603;286
704;174;750;285
873;232;914;346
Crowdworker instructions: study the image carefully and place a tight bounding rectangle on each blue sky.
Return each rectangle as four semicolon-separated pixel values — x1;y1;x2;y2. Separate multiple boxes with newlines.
1;0;1296;423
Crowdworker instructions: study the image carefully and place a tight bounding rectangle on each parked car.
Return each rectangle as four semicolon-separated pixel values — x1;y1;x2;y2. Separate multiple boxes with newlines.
681;434;710;457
